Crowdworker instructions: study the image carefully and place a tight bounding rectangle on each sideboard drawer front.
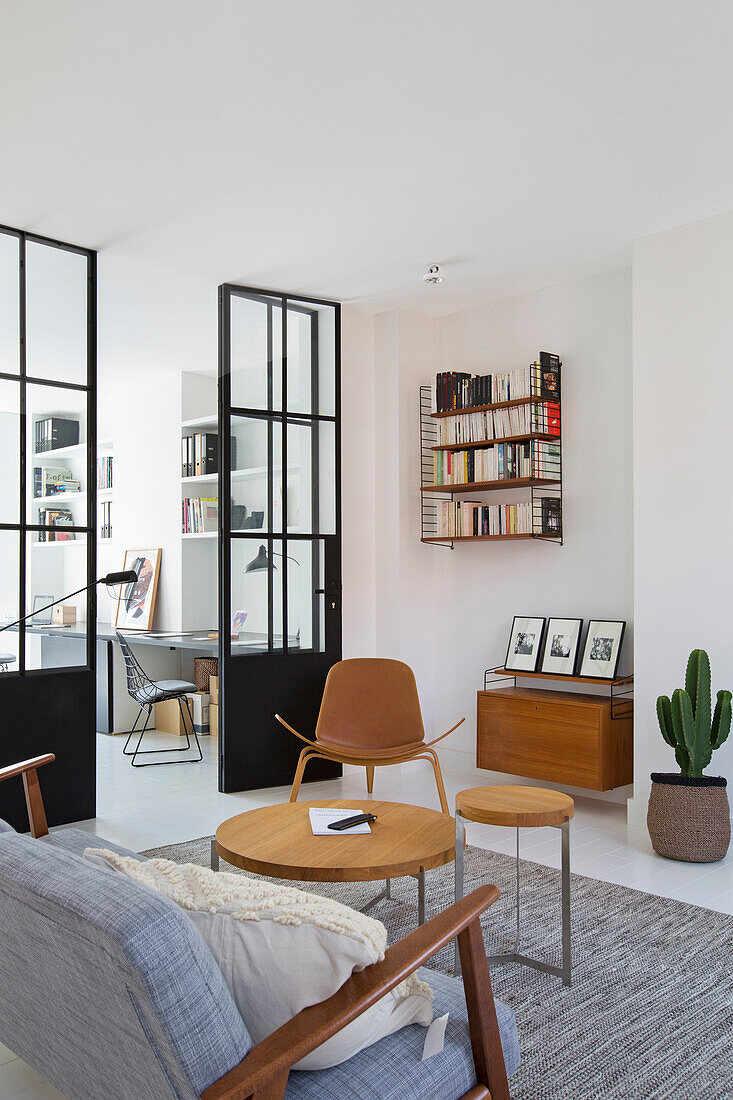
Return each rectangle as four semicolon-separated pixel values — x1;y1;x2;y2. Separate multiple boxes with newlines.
477;694;601;789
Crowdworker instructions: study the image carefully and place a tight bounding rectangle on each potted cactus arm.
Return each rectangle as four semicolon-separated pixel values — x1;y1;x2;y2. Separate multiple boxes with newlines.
648;649;732;863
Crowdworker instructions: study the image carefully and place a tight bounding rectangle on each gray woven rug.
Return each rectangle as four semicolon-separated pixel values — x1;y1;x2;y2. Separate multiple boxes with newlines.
142;836;733;1100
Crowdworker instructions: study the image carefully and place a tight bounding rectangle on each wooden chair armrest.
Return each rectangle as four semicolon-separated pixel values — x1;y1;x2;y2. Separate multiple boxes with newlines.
0;754;55;838
202;885;509;1100
0;754;55;783
424;717;465;749
274;714;317;748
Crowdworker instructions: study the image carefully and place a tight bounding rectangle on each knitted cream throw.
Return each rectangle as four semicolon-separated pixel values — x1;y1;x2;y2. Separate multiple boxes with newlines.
89;850;432;1003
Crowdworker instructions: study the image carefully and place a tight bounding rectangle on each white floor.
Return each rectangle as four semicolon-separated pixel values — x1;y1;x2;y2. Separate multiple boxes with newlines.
2;730;733;1098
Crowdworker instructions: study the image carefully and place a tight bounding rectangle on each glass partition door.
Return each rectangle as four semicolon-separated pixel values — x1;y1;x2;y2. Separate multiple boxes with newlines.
0;224;96;828
218;285;341;792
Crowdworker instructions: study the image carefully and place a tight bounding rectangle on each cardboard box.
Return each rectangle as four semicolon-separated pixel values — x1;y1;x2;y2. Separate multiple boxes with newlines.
209;674;218;704
155;697;188;736
52;605;76;626
209;702;219;737
187;691;210;735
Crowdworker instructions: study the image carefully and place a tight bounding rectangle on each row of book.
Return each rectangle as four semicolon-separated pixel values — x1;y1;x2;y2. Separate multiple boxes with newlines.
37;507;75;541
436;400;560;445
34;417;80;453
434;352;561;412
33;465;80;498
100;500;112;540
432;441;561;486
182;497;218;534
435;497;562;538
97;455;113;490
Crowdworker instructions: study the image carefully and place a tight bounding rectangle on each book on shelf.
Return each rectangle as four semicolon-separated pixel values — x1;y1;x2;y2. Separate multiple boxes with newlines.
37;506;75;542
182;496;219;534
432;439;560;486
97;455;113;490
434;353;561;412
33;465;74;497
100;500;112;540
533;496;562;536
435;497;562;538
436;499;534;538
34;417;80;453
181;433;237;477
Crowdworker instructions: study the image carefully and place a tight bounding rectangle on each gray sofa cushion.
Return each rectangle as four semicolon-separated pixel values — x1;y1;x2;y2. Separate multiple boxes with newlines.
0;817;15;834
0;832;251;1100
40;828;144;861
284;966;520;1099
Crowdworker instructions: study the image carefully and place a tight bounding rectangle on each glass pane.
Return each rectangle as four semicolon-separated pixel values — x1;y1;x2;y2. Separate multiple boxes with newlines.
230;537;284;652
286;299;335;417
26;531;88;670
27;383;88;533
0;379;20;522
230;292;282;412
26;241;88;385
231;415;281;534
0;530;20;671
0;231;20;376
286;419;336;535
284;539;325;653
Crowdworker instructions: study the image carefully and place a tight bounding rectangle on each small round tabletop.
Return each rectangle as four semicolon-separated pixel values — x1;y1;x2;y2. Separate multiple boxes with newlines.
456;785;574;828
215;799;456;883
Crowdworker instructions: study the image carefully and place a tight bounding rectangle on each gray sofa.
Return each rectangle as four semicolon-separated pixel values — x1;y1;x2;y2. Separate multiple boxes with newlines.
0;807;519;1099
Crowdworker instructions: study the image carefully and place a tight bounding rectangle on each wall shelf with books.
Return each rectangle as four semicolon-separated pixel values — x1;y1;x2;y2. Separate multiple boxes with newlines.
419;353;563;547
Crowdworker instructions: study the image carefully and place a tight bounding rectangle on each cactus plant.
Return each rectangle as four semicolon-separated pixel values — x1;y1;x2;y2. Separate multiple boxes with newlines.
656;649;732;777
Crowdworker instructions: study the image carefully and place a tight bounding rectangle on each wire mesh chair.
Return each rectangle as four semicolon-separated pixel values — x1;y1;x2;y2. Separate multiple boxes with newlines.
116;631;202;767
0;654;16;672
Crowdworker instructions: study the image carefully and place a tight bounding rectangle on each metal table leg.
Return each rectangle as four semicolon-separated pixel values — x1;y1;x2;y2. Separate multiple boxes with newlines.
458;815;572;986
211;838;219;871
454;809;465;974
417;867;426;925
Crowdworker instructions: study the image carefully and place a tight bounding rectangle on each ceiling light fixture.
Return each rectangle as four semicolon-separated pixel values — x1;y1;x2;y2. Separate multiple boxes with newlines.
423;264;444;285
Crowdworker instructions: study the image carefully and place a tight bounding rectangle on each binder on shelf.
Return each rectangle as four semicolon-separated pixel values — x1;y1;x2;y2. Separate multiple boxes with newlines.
34;417;80;453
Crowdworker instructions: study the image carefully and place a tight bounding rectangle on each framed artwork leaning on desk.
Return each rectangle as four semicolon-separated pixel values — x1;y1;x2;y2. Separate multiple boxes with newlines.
115;549;162;630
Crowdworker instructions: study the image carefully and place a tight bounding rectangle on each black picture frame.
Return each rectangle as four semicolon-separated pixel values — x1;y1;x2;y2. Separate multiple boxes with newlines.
504;615;546;672
579;620;626;680
539;617;584;676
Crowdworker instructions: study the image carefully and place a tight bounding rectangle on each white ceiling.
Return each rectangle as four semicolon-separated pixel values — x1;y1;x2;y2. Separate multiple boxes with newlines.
2;0;733;316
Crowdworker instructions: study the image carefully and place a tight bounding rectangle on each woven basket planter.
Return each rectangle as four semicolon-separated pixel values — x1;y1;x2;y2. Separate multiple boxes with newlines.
647;773;731;863
193;657;218;693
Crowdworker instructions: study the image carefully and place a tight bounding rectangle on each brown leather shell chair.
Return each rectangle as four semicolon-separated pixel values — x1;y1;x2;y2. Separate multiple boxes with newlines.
276;657;464;814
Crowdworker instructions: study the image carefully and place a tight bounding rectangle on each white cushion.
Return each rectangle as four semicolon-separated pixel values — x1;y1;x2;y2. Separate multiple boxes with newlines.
84;849;433;1070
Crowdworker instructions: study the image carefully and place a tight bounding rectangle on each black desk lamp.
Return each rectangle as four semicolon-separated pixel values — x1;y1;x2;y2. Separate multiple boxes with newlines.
244;545;300;572
0;570;139;634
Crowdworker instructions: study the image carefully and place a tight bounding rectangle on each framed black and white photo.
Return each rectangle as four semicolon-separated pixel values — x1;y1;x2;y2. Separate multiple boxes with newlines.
540;617;583;676
504;616;546;672
579;620;626;679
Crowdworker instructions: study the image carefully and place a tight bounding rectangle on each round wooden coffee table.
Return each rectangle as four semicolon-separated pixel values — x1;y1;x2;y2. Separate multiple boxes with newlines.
213;799;455;925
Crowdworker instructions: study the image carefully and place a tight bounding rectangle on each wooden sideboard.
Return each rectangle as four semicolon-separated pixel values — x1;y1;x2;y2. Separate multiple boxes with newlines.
476;685;633;791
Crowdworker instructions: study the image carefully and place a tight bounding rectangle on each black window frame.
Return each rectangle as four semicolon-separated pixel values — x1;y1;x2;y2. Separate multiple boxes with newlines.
0;224;97;675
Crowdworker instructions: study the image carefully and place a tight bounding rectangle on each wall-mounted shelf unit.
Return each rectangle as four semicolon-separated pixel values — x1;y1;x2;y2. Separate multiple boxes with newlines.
419;356;563;547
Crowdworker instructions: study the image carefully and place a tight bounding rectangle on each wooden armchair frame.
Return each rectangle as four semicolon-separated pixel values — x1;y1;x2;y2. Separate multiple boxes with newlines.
0;753;55;837
203;883;511;1100
0;756;512;1099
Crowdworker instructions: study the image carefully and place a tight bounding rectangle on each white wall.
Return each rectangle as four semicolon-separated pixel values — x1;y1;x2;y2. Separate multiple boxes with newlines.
353;269;634;799
630;211;733;823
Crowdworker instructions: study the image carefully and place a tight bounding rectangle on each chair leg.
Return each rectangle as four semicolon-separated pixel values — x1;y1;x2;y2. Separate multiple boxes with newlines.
425;748;450;814
130;696;203;767
122;705;149;755
366;764;375;795
290;747;315;802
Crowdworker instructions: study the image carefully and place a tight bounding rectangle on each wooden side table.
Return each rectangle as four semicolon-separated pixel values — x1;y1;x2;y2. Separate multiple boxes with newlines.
454;785;574;985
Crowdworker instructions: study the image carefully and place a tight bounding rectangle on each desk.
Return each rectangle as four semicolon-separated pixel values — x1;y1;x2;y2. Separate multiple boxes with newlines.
3;624;299;733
